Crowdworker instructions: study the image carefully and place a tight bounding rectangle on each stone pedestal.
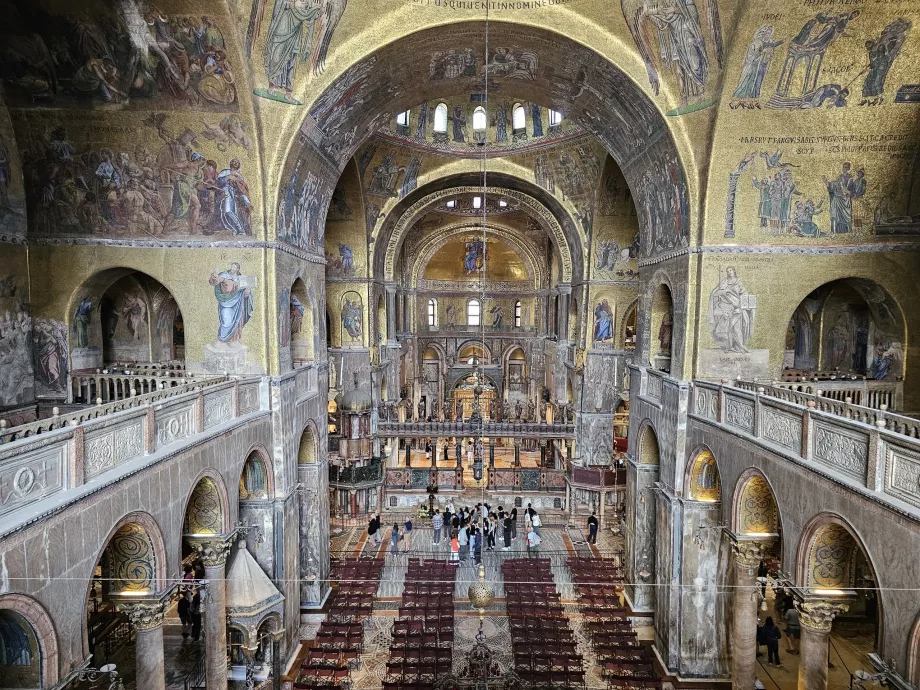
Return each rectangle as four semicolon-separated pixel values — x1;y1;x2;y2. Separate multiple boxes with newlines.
195;540;232;690
797;600;849;690
204;341;249;374
121;601;168;690
730;541;764;690
70;346;102;372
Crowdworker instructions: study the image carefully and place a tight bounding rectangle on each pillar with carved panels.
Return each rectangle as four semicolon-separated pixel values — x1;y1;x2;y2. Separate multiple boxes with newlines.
120;600;169;690
798;600;850;690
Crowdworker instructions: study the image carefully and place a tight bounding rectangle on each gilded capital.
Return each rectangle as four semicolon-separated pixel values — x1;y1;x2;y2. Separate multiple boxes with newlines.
191;538;233;567
119;600;168;631
796;600;849;632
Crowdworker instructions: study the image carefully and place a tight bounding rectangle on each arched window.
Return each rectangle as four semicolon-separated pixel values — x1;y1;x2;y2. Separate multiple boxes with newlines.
472;106;487;131
427;298;437;327
549;109;563;127
512;104;526;131
514;301;522;328
396;110;411;127
434;103;448;133
467;299;481;327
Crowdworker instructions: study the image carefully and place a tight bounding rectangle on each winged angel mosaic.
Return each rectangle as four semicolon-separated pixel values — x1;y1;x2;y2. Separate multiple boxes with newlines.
620;0;723;113
256;0;348;104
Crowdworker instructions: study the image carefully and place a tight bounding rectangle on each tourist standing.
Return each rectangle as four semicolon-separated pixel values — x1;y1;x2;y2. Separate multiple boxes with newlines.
486;515;496;551
432;509;443;545
524;504;533;531
367;514;379;548
502;514;512;550
531;510;542;536
784;606;801;655
587;512;598;544
403;518;414;553
761;617;783;666
390;523;401;556
510;506;518;540
527;526;541;558
190;589;202;642
450;533;460;564
473;527;482;565
177;590;192;638
458;524;469;562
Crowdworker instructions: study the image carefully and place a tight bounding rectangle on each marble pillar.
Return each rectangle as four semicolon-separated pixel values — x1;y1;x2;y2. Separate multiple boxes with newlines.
730;541;764;690
514;440;521;467
122;600;169;690
797;600;849;690
195;540;232;690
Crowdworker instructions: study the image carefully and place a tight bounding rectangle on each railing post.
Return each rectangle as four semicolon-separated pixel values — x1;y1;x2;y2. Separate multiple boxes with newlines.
70;421;84;489
195;391;205;433
754;388;764;438
232;379;240;417
145;406;156;455
866;420;885;491
803;402;814;461
717;380;727;424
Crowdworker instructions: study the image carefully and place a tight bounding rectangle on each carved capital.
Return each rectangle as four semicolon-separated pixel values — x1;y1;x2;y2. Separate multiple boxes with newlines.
119;600;168;631
731;540;765;570
191;538;232;567
796;600;849;632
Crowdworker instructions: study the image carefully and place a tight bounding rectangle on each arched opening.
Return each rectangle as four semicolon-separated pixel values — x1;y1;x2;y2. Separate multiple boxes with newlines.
638;424;660;466
467;298;481;327
289;278;314;363
69;269;185;402
783;278;905;409
568;297;578;342
422;346;442;421
0;595;58;690
512;103;526;133
427;298;437;328
85;515;165;668
298;426;318;464
797;516;882;659
433;103;448;134
687;448;721;502
649;284;674;373
472;105;487;132
622;301;638;351
453;372;496;423
377;294;387;342
181;474;229;574
458;343;489;366
239;451;271;501
505;346;527;399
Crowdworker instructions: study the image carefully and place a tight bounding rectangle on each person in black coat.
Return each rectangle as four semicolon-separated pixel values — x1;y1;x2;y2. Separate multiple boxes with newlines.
177;590;192;638
760;616;783;666
190;590;202;641
510;506;518;540
502;515;512;550
587;512;599;544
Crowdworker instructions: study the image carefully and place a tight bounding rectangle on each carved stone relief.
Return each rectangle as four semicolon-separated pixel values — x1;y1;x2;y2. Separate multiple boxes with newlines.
813;423;868;481
885;445;920;509
156;406;195;448
204;392;233;429
725;397;755;432
84;423;144;479
761;407;802;454
0;447;66;517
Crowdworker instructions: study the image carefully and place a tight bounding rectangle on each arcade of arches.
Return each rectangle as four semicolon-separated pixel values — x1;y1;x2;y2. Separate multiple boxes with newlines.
0;2;919;690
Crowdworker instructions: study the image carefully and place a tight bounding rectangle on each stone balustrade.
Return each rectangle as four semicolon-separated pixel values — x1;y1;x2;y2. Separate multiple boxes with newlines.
690;379;920;514
377;420;576;438
1;376;229;445
69;370;212;404
0;377;264;526
743;377;902;411
567;464;627;489
733;379;919;438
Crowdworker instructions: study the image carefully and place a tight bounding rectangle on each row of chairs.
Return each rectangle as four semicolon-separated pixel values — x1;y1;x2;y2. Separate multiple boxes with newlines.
566;557;660;690
385;555;457;689
296;557;385;689
503;559;585;686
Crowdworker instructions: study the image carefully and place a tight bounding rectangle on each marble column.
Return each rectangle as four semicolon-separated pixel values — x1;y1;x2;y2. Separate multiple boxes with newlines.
404;439;411;467
196;540;232;690
539;441;547;467
514;439;521;468
489;440;495;467
121;600;168;690
730;541;764;690
797;600;849;690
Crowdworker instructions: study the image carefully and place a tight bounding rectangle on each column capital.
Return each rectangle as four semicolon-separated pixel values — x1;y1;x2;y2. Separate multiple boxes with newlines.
797;600;849;632
730;539;766;568
190;537;233;567
119;599;168;631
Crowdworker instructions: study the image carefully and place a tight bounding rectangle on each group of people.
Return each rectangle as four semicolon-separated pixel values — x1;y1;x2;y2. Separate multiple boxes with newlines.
368;502;545;561
757;592;802;667
176;564;204;642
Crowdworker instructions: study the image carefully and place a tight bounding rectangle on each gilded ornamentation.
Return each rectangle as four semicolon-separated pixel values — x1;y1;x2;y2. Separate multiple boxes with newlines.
738;476;777;535
186;478;223;535
731;540;766;569
796;600;849;632
689;450;721;502
807;524;855;589
119;600;169;631
110;524;157;593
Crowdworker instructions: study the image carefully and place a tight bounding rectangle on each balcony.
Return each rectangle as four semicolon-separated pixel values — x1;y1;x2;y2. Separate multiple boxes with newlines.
329;460;383;488
377;420;576;439
567;465;627;489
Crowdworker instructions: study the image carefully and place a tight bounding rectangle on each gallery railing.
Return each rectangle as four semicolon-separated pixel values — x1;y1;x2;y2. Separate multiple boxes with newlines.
378;420;576;439
486;468;566;492
756;377;902;411
69;370;215;405
1;376;230;444
0;377;264;524
385;467;463;490
733;380;917;437
691;379;920;514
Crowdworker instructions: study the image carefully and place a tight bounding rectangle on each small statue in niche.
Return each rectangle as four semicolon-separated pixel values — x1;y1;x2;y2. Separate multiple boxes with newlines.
527;400;535;422
658;312;673;355
515;400;523;420
418;400;426;420
455;397;463;422
378;402;388;421
493;399;503;422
